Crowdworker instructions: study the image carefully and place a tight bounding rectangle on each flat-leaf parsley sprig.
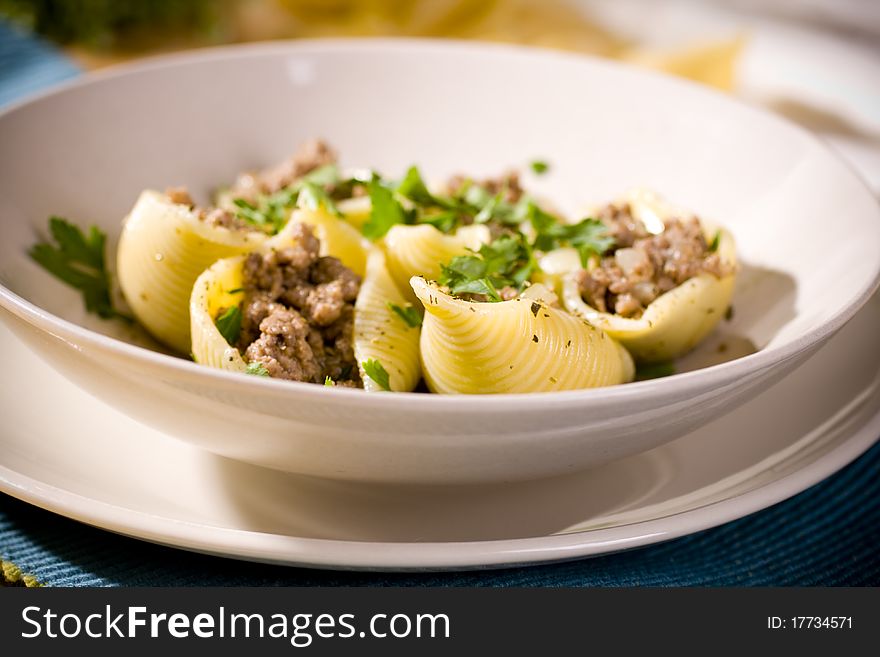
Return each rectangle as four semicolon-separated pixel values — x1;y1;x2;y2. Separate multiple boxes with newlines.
29;217;132;321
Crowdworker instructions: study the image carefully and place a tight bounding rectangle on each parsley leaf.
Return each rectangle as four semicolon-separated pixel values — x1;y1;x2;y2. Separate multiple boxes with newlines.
324;375;335;386
528;202;569;251
396;165;452;208
528;202;614;266
215;306;242;345
439;233;536;301
231;164;346;233
450;277;501;301
29;217;131;321
362;358;391;391
362;178;411;240
530;160;549;174
388;302;422;328
417;211;458;234
232;196;288;235
246;361;270;377
297;181;342;217
635;361;676;381
301;163;342;188
708;231;721;252
567;218;616;267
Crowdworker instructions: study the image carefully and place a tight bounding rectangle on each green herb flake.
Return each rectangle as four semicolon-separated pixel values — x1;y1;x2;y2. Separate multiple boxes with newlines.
567;218;616;267
417;211;458;234
324;375;335;386
301;163;342;188
396;165;453;209
231;164;346;234
297;181;342;217
530;160;549;174
388;302;422;328
215;306;242;345
362;178;411;240
708;231;721;252
246;361;270;377
438;232;537;301
635;361;677;381
29;217;131;321
529;203;614;265
362;358;391;391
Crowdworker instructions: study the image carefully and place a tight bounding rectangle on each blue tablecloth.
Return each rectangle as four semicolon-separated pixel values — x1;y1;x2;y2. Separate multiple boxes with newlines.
1;20;878;587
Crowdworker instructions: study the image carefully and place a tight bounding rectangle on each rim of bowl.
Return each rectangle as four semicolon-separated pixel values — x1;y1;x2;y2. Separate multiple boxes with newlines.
1;37;878;411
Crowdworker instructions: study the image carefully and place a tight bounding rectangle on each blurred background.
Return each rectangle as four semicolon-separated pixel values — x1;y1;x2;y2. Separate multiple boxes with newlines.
1;0;878;190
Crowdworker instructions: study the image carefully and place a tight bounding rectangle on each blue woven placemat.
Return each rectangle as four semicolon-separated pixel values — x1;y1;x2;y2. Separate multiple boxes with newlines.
1;20;878;587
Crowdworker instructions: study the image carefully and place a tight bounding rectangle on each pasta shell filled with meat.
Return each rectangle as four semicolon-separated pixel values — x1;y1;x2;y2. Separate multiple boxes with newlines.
188;221;307;371
117;190;268;353
411;277;634;394
383;224;491;304
560;191;737;363
354;250;421;392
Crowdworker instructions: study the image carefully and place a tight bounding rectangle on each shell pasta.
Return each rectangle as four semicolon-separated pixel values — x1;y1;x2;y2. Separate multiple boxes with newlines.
37;140;738;393
117;190;268;353
413;278;634;393
354;250;421;391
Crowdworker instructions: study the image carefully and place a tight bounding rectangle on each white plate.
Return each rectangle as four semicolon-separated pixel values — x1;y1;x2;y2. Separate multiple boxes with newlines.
2;291;878;570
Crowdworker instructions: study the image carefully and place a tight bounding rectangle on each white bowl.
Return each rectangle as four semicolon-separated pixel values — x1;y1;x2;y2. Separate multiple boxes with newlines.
1;40;878;484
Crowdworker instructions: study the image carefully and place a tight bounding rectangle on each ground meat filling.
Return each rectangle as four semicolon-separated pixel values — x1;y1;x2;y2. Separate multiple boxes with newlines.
229;139;337;202
237;223;362;386
576;203;730;319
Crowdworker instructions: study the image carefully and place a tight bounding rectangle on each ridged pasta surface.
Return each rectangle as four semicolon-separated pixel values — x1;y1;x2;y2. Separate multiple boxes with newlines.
189;255;249;372
412;277;634;394
117;190;267;353
354;250;421;392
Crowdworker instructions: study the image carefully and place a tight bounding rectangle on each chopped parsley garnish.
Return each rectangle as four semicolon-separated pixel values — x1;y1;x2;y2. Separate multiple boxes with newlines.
530;160;549;174
417;211;458;234
529;203;614;266
708;231;721;252
567;218;616;266
439;233;536;301
232;196;288;234
324;375;335;386
301;163;342;188
246;361;270;377
472;193;529;226
231;164;346;233
362;178;412;240
396;165;453;209
362;358;391;391
635;361;676;381
297;180;342;217
388;302;422;328
29;217;131;321
215;306;242;345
